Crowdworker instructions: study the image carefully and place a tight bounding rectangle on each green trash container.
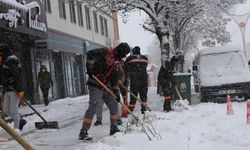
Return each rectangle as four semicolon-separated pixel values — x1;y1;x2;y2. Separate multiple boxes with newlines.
173;73;192;104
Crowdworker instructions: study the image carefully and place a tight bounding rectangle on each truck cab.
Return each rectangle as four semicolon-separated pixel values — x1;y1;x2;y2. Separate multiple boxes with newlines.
192;45;250;102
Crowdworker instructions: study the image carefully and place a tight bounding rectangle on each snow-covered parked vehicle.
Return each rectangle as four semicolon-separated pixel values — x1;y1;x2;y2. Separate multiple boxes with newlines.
192;45;250;102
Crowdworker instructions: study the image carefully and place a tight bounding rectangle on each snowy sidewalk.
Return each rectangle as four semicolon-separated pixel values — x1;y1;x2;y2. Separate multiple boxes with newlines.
1;87;250;150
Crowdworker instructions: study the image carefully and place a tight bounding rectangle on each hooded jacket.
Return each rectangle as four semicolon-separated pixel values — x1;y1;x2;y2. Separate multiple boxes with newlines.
38;66;53;90
3;54;23;92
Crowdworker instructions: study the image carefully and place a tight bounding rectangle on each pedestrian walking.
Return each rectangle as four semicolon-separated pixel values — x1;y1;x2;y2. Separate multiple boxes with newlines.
37;65;53;106
2;47;26;133
78;42;130;140
124;46;148;114
158;56;178;112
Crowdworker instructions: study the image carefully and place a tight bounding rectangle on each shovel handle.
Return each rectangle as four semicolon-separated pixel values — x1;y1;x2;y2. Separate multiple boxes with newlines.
0;118;35;150
23;100;48;123
92;75;138;120
174;86;183;100
120;84;152;112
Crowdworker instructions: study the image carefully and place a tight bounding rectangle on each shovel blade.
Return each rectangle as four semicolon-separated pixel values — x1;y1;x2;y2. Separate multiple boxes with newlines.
35;121;59;130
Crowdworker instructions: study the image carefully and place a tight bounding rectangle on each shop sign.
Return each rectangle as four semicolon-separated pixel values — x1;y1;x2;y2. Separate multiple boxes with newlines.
0;2;46;32
0;9;20;28
27;2;47;32
35;40;47;49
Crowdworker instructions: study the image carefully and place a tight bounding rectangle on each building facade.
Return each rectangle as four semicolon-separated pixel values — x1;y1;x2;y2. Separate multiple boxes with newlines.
0;0;119;104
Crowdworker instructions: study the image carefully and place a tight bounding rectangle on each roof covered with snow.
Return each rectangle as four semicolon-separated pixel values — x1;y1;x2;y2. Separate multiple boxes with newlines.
200;45;243;56
198;45;250;86
0;0;28;11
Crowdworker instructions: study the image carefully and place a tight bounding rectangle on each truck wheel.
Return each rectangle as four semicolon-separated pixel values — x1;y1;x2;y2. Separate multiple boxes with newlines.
200;92;209;102
244;94;249;101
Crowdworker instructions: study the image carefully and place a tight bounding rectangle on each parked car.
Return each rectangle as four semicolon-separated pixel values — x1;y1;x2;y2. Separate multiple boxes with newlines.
192;45;250;102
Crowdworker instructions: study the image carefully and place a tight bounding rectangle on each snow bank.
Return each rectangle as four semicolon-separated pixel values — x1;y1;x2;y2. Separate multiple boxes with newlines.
80;102;250;150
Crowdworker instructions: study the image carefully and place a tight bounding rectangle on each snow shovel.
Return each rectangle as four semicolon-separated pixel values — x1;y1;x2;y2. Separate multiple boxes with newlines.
92;75;139;123
173;86;190;110
23;100;59;130
120;84;152;112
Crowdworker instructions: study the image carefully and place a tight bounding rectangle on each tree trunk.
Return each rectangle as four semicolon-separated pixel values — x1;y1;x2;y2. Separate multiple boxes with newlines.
156;32;170;66
173;31;185;73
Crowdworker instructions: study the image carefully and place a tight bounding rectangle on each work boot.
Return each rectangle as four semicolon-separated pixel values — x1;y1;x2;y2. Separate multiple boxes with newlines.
141;106;147;114
164;101;172;112
117;119;123;125
44;102;49;106
94;120;102;126
14;129;21;136
19;119;27;131
110;126;120;135
79;129;93;140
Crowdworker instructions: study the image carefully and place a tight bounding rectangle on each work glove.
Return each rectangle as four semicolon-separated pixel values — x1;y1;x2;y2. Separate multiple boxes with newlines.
18;91;25;100
112;87;121;102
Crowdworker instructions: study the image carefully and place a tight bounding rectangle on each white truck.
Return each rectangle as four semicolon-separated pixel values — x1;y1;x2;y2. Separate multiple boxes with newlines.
192;45;250;102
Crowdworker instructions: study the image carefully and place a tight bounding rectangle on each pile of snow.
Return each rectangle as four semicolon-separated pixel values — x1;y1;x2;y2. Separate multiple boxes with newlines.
1;87;250;150
0;0;27;11
79;102;250;150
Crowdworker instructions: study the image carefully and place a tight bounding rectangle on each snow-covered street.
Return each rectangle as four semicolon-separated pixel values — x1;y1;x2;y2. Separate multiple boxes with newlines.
2;0;250;150
1;87;250;150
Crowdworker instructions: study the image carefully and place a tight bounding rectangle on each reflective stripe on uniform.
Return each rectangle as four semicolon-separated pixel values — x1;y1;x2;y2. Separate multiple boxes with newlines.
164;96;172;100
141;101;147;106
128;59;148;63
83;118;92;124
111;115;118;120
128;104;135;108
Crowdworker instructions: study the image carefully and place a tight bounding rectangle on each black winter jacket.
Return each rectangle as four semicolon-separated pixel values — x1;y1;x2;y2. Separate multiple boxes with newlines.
158;63;175;88
86;48;124;88
124;54;148;87
38;71;53;90
3;55;23;92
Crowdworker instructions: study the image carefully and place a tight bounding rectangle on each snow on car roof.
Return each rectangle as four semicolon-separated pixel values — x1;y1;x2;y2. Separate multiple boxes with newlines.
200;45;243;55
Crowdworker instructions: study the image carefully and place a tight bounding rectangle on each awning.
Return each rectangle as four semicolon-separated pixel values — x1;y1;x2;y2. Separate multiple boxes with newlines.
0;0;28;12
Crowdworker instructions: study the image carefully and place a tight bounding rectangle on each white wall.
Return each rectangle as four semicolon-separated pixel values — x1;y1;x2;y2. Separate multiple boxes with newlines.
46;0;115;47
247;42;250;60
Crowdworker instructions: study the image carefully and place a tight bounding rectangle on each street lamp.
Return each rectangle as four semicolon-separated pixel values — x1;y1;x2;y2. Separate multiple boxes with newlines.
203;0;250;59
230;12;250;59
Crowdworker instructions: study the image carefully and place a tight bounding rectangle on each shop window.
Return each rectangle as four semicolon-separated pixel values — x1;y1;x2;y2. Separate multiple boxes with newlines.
64;55;75;96
35;51;50;60
35;58;54;103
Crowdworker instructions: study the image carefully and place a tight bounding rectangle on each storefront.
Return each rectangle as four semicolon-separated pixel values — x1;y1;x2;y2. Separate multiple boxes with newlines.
0;0;47;104
34;29;88;101
0;0;105;104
